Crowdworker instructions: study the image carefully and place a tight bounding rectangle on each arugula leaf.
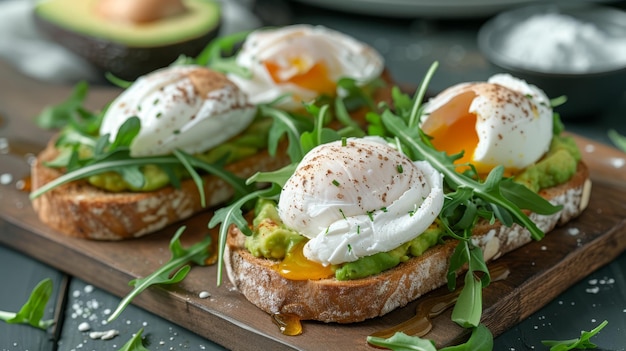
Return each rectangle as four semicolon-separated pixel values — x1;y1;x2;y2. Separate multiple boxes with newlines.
367;332;438;351
209;184;282;285
0;278;54;329
300;104;341;155
117;328;151;351
440;324;493;351
35;81;106;139
451;269;483;328
107;227;212;322
35;81;90;129
366;324;493;351
542;320;608;351
259;104;311;162
194;30;252;77
608;129;626;153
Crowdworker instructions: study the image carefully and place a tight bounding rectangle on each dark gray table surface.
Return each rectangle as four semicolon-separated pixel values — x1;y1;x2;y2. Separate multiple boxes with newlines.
1;1;626;350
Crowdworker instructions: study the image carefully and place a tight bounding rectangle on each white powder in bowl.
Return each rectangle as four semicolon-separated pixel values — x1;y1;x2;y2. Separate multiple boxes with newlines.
500;12;626;73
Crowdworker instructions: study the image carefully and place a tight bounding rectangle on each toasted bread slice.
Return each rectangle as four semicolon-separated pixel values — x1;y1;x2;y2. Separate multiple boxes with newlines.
31;144;291;240
30;72;394;240
224;162;591;323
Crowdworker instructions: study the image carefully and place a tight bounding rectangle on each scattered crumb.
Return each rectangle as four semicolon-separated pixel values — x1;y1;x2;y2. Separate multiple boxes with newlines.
199;291;211;299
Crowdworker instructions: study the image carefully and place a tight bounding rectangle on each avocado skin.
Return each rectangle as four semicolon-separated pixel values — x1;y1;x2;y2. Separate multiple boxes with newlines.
32;11;221;81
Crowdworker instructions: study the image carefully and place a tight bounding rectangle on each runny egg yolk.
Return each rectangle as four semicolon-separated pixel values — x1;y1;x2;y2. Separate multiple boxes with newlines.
273;241;334;280
264;57;336;96
421;90;516;176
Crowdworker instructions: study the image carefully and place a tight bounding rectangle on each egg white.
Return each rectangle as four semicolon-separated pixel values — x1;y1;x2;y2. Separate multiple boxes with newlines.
227;24;384;112
100;65;256;157
278;137;444;265
422;73;553;172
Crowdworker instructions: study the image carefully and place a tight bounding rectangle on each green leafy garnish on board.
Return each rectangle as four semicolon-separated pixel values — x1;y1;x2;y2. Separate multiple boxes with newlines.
0;278;54;330
542;320;608;351
367;324;493;351
107;227;212;322
117;328;151;351
608;129;626;153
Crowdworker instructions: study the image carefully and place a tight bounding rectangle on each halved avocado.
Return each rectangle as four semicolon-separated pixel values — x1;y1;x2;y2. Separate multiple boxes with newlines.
33;0;221;81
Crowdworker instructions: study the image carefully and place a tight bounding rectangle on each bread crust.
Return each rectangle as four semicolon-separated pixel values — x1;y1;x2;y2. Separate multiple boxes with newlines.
224;162;591;323
31;143;291;240
30;72;394;240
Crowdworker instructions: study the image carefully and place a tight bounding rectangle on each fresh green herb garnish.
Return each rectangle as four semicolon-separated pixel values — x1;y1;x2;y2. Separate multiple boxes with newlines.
117;328;151;351
193;30;252;77
608;129;626;153
367;324;493;351
35;81;102;131
104;72;133;89
210;184;282;284
0;278;54;329
542;320;608;351
107;227;212;322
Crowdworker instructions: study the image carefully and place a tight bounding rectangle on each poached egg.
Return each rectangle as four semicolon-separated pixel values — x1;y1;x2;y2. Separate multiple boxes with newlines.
227;24;384;112
278;137;444;266
100;65;256;157
421;74;553;175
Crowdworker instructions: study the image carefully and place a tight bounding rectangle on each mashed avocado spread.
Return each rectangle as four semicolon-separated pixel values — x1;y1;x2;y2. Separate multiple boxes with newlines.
245;134;581;281
86;116;272;192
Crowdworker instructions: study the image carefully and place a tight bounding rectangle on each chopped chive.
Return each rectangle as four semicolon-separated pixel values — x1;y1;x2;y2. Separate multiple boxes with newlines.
380;207;387;212
347;244;352;252
332;179;340;187
341;137;347;146
173;130;181;135
367;211;374;221
397;164;403;173
156;112;163;118
357;225;360;234
339;208;346;220
153;98;160;105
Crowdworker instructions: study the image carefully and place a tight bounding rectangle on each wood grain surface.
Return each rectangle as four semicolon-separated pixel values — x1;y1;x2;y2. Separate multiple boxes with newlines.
1;60;625;350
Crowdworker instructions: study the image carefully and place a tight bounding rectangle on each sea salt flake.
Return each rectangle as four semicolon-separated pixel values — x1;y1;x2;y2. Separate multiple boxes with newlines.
567;227;580;236
586;286;600;294
77;322;91;332
500;12;626;73
89;329;119;340
0;173;12;185
199;291;211;299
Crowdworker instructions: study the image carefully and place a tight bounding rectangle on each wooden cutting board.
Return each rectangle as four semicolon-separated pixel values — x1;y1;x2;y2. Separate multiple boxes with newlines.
1;60;625;350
